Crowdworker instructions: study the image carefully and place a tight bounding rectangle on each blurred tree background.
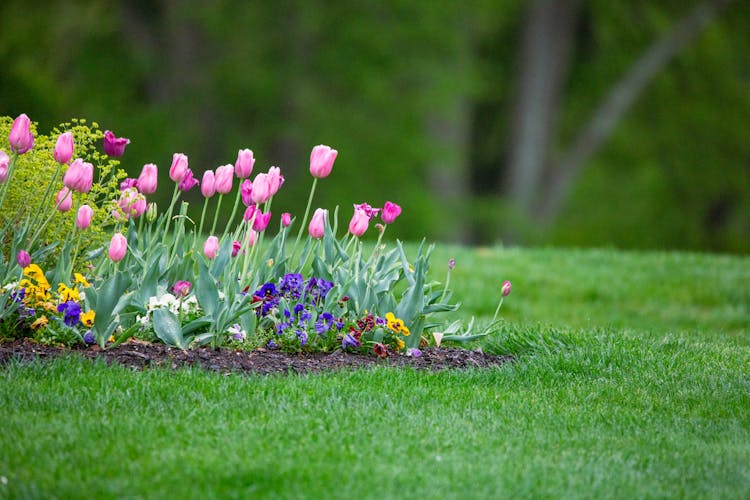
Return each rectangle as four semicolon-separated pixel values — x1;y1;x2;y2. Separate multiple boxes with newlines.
1;0;748;252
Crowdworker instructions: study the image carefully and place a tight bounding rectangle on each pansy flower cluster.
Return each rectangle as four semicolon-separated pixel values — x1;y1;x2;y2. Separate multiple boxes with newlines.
342;311;416;358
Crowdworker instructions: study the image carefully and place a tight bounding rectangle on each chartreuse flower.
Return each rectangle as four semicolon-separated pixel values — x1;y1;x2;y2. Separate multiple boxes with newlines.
385;312;410;336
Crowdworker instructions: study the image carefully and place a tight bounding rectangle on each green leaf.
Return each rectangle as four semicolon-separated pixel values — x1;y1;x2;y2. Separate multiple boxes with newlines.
195;259;219;318
152;308;186;349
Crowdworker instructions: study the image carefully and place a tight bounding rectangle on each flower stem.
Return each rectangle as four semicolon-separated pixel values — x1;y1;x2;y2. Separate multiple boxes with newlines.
225;189;243;239
492;297;505;323
210;194;225;236
0;152;19;211
292;177;318;257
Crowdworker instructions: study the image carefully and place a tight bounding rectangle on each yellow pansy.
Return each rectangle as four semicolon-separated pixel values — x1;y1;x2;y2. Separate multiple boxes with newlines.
74;273;90;288
385;312;410;336
58;283;80;302
396;337;405;350
30;315;48;330
80;310;96;327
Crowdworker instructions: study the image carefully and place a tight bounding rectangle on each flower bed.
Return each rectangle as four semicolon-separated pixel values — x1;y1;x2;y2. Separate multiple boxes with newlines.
0;114;510;358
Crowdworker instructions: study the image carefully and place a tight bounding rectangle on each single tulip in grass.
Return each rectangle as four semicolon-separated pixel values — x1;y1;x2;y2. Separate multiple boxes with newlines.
492;280;512;322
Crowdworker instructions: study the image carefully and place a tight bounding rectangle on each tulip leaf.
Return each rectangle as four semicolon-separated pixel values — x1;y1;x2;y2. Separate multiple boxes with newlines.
152;308;186;349
196;259;219;318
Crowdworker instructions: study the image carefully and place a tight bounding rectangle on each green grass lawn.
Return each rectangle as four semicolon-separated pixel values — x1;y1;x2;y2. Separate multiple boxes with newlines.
2;245;749;498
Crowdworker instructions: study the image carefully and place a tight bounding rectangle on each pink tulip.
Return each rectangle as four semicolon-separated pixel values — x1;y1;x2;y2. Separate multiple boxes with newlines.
120;178;138;190
348;207;370;237
281;212;291;227
76;205;94;229
118;188;147;219
231;240;241;257
354;202;380;219
308;208;327;239
243;204;258;223
178;168;199;192
309;145;337;178
137;163;158;194
241;179;253;206
501;280;512;297
103;130;130;157
201;170;216;198
169;153;189;183
63;158;93;193
109;233;128;262
8;114;34;154
172;280;192;298
250;173;272;204
245;229;258;247
381;201;402;224
267;166;284;196
235;149;255;178
253;210;272;232
0;150;9;183
204;235;219;259
214;164;234;195
53;132;74;164
17;250;31;268
55;188;73;212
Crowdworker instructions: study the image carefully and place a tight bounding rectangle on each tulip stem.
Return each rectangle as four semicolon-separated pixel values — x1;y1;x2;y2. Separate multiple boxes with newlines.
210;194;224;236
292;177;318;258
162;184;180;243
492;297;505;323
198;197;210;243
225;189;243;240
29;160;63;235
0;152;19;212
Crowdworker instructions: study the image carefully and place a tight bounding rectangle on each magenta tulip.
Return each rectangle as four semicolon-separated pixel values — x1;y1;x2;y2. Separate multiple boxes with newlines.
204;235;219;259
241;179;253;206
178;168;199;192
243;204;258;223
17;250;31;268
0;150;8;183
103;130;130;157
169;153;189;183
231;240;242;257
501;280;512;297
109;233;128;262
201;170;216;198
354;202;380;219
172;280;192;298
235;149;255;178
53;132;74;164
8;114;34;154
348;207;369;237
381;201;402;224
253;210;271;232
137;163;158;194
308;208;327;239
309;145;338;178
76;204;94;229
250;173;272;204
214;164;234;194
281;212;291;227
55;188;73;212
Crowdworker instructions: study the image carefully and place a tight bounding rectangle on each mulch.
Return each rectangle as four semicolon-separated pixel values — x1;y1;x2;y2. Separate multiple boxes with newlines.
0;338;512;376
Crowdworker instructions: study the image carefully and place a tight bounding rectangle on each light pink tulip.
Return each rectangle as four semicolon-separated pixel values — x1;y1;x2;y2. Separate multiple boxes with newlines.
0;150;9;183
235;149;255;178
53;132;74;164
109;233;128;262
381;201;402;224
309;145;337;178
250;173;272;204
348;207;369;237
63;158;93;193
501;280;512;297
118;188;147;219
245;229;258;247
55;188;73;212
204;236;219;259
138;163;158;194
201;170;216;198
308;208;327;239
267;166;284;196
169;153;189;183
214;164;234;194
8;114;34;154
281;212;291;227
76;204;94;229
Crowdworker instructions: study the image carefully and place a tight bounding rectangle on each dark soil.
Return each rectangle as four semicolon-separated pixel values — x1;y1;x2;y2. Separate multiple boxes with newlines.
0;338;512;376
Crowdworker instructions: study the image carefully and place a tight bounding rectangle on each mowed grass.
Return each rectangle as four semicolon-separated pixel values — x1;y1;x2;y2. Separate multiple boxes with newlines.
1;245;749;498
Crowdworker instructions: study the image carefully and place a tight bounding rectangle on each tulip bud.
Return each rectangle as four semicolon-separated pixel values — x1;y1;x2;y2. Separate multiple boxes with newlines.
250;173;272;204
281;212;291;227
201;170;216;198
17;250;31;268
109;233;128;262
103;130;130;157
169;153;189;183
241;179;253;206
448;258;455;270
204;236;219;259
381;201;402;224
267;166;284;196
146;202;158;223
54;132;74;164
55;188;73;212
348;207;369;237
76;204;94;229
171;280;192;298
308;208;327;239
231;240;241;257
243;204;258;223
501;280;512;297
235;149;255;178
9;114;34;154
0;150;9;183
137;163;158;194
309;145;337;178
253;210;272;232
214;164;234;195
